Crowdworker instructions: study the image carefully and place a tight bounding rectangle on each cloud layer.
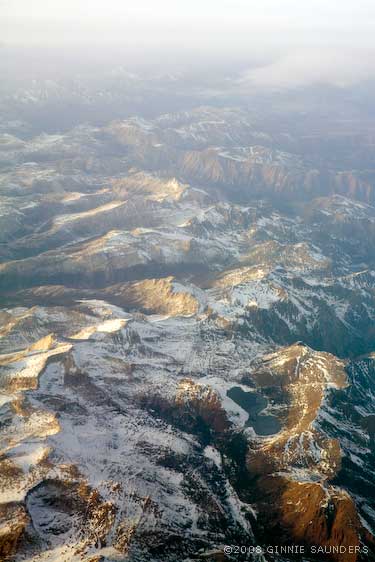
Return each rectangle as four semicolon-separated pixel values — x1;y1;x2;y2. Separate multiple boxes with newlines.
1;0;375;89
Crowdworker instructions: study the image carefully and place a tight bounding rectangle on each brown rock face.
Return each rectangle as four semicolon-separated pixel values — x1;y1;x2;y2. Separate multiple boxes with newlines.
255;475;369;562
175;379;231;433
240;344;374;560
102;277;199;316
247;344;347;478
0;504;29;561
140;378;231;435
157;146;375;205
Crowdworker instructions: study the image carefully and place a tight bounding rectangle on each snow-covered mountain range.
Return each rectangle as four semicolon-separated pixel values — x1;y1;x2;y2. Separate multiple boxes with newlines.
1;96;375;562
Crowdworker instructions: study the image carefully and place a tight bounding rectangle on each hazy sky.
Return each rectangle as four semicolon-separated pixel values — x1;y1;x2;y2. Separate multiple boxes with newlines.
2;0;375;43
1;0;375;88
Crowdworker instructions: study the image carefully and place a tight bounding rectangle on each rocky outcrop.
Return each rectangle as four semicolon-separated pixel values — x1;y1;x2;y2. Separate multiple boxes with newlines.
0;504;29;561
140;378;231;437
254;476;371;562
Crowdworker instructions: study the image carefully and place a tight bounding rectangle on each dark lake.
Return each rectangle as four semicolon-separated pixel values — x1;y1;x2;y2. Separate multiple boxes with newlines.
227;386;281;436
